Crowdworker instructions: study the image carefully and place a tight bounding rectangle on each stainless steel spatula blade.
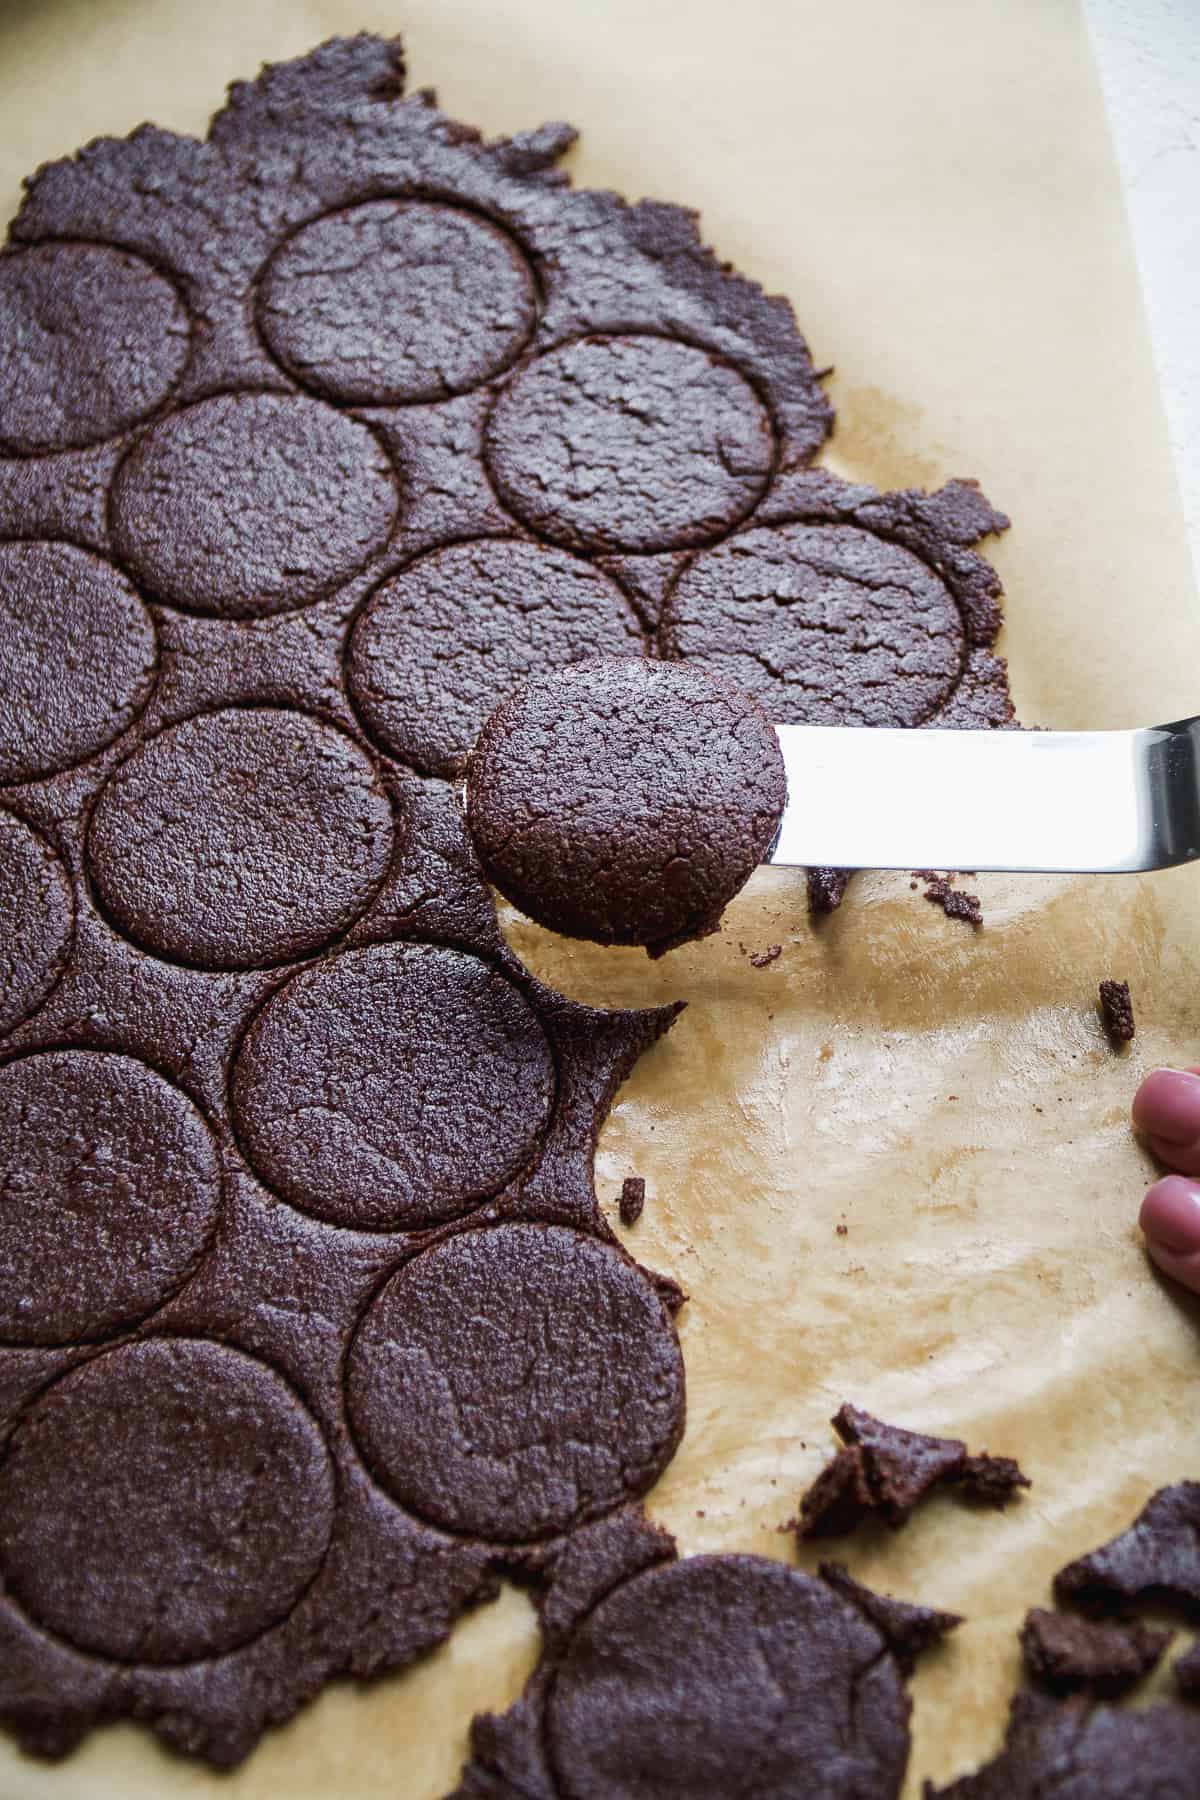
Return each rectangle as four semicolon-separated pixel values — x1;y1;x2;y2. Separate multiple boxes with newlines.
768;716;1200;874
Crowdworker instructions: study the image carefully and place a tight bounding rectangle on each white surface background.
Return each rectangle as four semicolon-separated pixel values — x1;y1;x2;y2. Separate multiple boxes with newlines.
1087;0;1200;578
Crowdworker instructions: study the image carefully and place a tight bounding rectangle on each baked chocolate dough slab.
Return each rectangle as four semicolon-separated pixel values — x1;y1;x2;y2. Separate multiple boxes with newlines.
0;25;1013;1771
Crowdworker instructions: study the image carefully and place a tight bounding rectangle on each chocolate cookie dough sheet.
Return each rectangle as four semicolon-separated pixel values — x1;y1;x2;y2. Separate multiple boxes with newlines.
1;1;1198;1797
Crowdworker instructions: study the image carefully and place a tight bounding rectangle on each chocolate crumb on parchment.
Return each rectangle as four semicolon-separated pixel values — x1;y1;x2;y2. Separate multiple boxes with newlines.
917;872;984;927
749;943;783;967
1099;979;1136;1045
619;1176;646;1227
797;1403;1030;1539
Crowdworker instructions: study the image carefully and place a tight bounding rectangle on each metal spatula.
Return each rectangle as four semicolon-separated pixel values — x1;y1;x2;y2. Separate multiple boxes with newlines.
768;716;1200;873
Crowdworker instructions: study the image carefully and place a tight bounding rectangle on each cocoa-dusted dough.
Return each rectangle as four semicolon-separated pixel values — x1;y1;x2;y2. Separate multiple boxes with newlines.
466;656;786;955
1054;1482;1200;1618
924;1691;1200;1798
0;540;157;786
0;809;73;1036
347;1222;685;1542
453;1510;959;1800
346;538;645;778
1019;1607;1172;1698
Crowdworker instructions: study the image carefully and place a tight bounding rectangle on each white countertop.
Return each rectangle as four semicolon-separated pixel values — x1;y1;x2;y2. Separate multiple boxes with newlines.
1086;0;1200;579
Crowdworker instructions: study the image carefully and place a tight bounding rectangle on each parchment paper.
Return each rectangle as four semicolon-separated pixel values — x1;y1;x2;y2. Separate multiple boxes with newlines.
1;0;1197;1794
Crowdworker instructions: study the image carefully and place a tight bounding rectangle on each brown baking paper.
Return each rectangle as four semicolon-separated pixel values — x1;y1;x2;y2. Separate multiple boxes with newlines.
1;0;1198;1794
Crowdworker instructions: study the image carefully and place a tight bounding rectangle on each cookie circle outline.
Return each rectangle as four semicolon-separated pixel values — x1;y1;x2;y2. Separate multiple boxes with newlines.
0;1047;224;1348
0;808;76;1038
255;198;540;406
545;1554;910;1800
343;1221;687;1543
659;516;969;728
107;389;402;619
84;703;397;973
229;940;558;1232
0;537;160;785
482;330;778;555
344;533;648;778
0;1336;337;1665
0;239;192;457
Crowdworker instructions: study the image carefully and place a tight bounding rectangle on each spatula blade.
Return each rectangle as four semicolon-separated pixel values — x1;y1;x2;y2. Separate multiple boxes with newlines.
768;719;1200;874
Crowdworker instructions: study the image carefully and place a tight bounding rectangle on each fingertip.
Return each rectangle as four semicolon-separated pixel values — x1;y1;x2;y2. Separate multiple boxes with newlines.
1144;1235;1200;1297
1132;1068;1200;1146
1140;1174;1200;1253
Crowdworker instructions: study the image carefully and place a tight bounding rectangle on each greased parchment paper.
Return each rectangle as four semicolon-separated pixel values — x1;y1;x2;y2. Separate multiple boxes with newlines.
1;0;1197;1793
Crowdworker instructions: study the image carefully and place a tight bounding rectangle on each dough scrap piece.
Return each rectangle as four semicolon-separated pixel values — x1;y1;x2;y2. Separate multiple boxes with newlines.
923;1691;1200;1798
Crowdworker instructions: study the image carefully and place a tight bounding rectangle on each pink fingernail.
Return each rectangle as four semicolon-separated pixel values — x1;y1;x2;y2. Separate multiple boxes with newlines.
1132;1069;1200;1145
1140;1175;1200;1254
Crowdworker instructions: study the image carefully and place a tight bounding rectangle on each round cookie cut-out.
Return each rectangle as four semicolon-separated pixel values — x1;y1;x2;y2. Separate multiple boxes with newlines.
346;1222;685;1542
0;1338;334;1663
546;1556;910;1799
258;200;538;405
0;539;157;786
232;941;556;1231
109;391;399;617
0;1051;221;1346
346;538;645;778
660;520;966;726
87;707;394;970
0;811;73;1037
465;656;786;956
0;241;190;455
484;334;776;553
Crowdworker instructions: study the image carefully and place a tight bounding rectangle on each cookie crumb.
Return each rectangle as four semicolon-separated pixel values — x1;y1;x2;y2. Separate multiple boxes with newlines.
1098;979;1135;1045
619;1176;646;1227
915;870;982;927
807;867;852;916
836;1223;848;1237
954;1451;1032;1508
749;944;782;968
